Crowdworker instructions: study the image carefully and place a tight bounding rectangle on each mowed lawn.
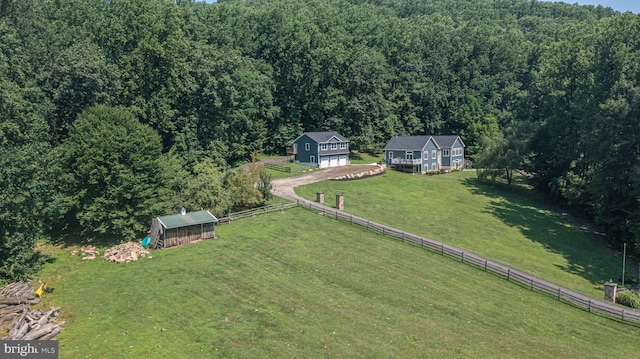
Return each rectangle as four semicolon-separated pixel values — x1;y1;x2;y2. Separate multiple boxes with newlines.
37;208;639;358
296;170;634;298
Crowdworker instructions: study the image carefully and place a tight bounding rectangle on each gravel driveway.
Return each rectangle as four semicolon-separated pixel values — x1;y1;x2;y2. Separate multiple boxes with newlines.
271;164;379;202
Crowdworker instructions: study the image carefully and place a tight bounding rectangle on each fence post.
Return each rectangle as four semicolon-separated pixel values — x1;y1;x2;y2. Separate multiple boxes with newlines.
507;268;510;281
402;232;405;242
461;252;464;263
622;310;625;324
484;260;488;271
382;227;385;236
588;300;591;313
350;215;353;224
530;278;534;291
557;288;561;301
441;243;444;255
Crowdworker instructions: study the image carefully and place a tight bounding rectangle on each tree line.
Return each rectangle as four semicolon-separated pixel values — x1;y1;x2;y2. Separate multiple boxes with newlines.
0;0;638;281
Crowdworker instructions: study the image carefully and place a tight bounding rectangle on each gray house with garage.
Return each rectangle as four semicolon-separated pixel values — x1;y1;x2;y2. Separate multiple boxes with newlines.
292;132;350;168
383;135;465;174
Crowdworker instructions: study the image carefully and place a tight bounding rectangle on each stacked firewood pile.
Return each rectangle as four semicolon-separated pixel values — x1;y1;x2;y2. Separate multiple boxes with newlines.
70;245;100;260
103;242;151;263
81;245;100;260
0;280;63;340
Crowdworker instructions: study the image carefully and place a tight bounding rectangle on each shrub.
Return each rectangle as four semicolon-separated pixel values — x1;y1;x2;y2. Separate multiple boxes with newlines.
617;290;640;309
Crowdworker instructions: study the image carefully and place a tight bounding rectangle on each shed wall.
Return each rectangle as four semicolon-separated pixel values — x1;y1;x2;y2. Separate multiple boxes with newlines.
163;223;215;248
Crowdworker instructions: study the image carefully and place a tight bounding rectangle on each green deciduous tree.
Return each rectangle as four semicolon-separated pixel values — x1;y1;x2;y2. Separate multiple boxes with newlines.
60;105;176;240
0;80;53;281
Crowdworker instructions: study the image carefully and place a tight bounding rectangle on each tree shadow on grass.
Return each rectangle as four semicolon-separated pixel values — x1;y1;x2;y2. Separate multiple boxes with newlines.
46;218;126;249
461;177;634;287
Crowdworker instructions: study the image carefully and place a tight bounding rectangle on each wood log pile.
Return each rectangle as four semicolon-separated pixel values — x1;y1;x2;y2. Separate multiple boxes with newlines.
70;245;100;260
0;280;63;340
103;242;151;263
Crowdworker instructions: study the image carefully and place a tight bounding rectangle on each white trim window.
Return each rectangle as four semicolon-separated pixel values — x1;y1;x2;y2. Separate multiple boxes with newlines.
340;142;346;149
321;143;327;151
423;151;429;159
310;155;315;163
405;151;413;160
331;143;337;150
443;149;450;157
431;163;437;170
388;151;393;160
305;143;310;151
431;150;436;159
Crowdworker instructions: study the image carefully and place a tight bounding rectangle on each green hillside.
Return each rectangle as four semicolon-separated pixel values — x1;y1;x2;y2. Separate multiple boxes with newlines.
296;170;635;298
37;208;639;358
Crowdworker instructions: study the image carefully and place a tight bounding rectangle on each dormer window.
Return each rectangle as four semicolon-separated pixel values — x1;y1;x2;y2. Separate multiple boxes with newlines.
321;143;327;151
340;143;346;149
331;143;337;150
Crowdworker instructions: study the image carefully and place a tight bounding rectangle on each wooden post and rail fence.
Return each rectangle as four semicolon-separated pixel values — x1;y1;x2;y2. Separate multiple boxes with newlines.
217;200;640;326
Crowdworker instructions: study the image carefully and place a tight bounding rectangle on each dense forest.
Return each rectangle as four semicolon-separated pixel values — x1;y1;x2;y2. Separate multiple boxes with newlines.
1;0;639;281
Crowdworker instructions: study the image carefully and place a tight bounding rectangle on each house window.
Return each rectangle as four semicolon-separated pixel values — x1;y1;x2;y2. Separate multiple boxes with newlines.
305;143;310;151
331;143;337;150
431;163;437;170
340;142;346;149
405;151;413;160
310;155;315;163
443;149;450;157
388;151;393;161
423;151;429;159
321;143;327;151
431;150;436;159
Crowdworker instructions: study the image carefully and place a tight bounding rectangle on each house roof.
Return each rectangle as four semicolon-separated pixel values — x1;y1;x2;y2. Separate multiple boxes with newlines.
157;210;218;230
383;135;465;151
431;135;465;148
383;136;431;151
294;131;348;144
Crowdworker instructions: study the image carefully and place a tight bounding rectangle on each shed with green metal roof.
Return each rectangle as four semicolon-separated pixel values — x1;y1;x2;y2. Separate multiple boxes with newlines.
149;210;218;249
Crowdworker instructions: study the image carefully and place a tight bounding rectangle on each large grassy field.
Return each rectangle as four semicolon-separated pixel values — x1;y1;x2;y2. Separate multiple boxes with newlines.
35;208;640;358
296;170;636;298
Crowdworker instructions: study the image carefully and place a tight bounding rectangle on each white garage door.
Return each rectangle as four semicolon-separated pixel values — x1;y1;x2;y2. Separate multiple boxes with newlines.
338;155;348;166
329;156;339;167
320;157;330;168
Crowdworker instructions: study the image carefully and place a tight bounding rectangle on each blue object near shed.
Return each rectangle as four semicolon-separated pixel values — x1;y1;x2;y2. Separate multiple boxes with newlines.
141;235;151;248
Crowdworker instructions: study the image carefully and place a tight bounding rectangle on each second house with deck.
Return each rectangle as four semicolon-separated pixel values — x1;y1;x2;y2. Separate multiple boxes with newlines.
384;135;465;174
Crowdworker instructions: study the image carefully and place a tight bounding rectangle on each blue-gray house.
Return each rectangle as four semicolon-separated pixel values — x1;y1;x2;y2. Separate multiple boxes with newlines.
383;135;465;174
292;132;349;168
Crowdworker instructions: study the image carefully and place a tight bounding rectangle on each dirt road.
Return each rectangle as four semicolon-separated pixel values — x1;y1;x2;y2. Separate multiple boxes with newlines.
271;164;379;202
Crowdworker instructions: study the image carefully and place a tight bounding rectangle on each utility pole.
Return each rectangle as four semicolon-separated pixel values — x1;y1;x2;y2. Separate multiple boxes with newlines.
622;242;627;287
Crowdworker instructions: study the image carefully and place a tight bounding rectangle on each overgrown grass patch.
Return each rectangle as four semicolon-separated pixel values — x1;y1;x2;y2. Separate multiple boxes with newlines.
37;209;640;358
296;170;634;298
